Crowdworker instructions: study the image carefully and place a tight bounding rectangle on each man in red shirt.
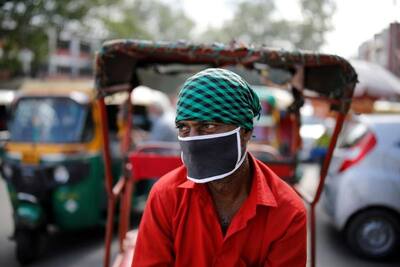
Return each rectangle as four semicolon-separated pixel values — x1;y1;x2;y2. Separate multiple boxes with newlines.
132;68;307;267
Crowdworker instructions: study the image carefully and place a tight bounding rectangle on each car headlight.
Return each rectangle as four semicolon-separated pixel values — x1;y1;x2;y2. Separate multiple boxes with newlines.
54;166;69;184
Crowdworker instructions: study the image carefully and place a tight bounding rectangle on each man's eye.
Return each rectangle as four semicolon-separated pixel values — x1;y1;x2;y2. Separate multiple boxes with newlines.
176;124;188;131
203;124;216;130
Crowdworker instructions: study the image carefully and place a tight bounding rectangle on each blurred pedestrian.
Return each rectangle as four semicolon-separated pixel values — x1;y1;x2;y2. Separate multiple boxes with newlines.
146;90;177;142
131;87;178;212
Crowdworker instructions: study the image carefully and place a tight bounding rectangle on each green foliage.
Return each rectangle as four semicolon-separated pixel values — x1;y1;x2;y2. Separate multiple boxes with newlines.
297;0;335;50
101;0;195;41
201;0;278;44
0;0;117;76
199;0;335;51
1;0;335;77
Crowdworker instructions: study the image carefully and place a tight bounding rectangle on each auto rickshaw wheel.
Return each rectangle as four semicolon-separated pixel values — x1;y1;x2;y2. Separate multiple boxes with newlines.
15;230;45;265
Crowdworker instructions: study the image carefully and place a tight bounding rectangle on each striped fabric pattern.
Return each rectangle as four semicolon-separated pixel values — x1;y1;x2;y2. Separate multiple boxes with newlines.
176;68;261;130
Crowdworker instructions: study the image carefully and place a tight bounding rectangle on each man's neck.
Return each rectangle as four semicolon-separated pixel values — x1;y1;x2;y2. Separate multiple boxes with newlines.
207;155;252;202
206;155;253;235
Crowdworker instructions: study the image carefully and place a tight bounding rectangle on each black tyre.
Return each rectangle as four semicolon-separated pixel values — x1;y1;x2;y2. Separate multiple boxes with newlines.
15;230;45;265
345;209;400;259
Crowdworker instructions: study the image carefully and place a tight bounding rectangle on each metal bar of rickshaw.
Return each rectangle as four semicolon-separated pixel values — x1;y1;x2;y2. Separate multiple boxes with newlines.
99;84;136;267
309;112;346;267
97;86;135;267
118;89;135;255
97;96;116;267
308;86;354;267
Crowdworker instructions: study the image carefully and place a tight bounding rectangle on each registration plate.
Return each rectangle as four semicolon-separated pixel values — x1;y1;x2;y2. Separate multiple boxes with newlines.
22;152;40;165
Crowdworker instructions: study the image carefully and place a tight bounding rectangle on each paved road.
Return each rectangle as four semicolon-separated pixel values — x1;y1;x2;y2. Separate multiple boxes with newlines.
0;165;399;267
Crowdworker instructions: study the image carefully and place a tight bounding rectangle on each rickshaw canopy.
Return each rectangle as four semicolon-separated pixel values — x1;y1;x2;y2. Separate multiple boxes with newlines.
95;39;357;102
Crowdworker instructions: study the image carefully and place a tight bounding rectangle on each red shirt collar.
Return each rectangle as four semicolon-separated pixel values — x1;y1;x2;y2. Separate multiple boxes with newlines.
177;153;277;208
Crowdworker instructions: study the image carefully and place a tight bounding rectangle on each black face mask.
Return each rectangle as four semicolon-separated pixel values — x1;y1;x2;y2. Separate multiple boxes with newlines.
178;127;246;183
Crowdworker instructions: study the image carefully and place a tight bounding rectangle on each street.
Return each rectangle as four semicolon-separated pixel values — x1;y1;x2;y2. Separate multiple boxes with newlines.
0;164;399;267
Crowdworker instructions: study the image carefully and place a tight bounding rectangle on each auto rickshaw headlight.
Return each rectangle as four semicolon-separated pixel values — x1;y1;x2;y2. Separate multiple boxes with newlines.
54;166;70;184
3;163;13;179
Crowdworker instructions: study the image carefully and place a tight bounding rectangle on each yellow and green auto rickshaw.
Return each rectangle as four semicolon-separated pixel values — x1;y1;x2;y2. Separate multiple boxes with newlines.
0;89;15;158
0;79;122;264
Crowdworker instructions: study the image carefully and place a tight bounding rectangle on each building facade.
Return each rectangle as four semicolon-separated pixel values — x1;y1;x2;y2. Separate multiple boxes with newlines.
47;29;101;78
358;22;400;78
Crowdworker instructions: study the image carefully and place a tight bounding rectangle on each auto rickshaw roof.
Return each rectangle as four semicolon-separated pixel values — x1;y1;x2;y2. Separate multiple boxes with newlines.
95;39;358;100
19;79;95;99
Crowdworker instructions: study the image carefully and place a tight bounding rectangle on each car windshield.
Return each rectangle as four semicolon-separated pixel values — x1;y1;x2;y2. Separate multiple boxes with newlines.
9;97;88;143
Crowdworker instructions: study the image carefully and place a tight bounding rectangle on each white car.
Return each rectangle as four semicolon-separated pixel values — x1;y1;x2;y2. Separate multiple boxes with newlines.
323;114;400;259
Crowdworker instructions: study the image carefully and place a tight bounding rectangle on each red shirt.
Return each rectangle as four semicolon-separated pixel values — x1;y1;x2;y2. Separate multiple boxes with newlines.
132;154;307;267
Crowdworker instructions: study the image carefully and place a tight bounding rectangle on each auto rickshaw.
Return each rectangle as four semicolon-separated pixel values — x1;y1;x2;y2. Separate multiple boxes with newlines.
0;79;123;264
92;40;357;267
0;89;15;156
250;85;302;182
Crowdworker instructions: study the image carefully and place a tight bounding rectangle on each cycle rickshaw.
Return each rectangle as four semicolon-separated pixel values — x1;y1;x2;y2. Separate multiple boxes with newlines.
93;40;357;267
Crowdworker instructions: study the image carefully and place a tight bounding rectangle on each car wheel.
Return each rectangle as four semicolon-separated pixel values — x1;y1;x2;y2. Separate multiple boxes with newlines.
345;209;400;259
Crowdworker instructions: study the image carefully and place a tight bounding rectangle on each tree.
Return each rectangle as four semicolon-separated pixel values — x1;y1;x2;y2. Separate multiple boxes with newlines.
200;0;278;44
297;0;335;50
0;0;117;76
199;0;335;51
101;0;195;41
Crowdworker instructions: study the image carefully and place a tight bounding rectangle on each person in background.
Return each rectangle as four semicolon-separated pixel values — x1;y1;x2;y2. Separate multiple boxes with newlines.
132;68;307;267
132;88;178;212
146;90;177;142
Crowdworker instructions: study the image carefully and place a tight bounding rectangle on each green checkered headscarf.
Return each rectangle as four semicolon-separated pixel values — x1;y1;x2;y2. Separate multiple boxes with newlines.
176;68;261;130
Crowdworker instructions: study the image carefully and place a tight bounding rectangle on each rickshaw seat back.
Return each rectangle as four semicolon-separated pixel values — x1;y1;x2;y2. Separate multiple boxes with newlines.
129;143;182;181
266;162;296;182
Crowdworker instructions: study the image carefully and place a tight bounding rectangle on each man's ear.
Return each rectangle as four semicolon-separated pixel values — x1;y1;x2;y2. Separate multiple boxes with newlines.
240;129;252;144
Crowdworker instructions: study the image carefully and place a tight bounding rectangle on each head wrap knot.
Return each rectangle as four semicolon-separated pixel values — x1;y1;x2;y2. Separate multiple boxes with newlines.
176;68;261;130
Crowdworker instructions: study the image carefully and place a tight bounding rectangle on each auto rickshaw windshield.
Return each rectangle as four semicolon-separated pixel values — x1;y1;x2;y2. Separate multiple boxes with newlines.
9;97;90;143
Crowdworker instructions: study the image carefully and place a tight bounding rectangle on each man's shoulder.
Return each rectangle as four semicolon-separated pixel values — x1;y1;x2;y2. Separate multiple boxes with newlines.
150;165;187;195
255;159;306;216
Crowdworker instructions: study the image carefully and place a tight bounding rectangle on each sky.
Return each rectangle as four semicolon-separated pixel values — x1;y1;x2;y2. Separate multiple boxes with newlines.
176;0;400;59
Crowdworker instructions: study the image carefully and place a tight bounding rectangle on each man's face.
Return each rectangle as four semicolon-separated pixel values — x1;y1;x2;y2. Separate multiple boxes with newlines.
176;120;252;152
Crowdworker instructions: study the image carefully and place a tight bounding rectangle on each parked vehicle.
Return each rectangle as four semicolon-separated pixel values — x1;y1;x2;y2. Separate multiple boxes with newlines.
93;40;357;267
252;86;294;153
0;80;122;264
0;90;15;159
323;114;400;259
300;112;334;163
251;85;307;182
0;90;15;137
